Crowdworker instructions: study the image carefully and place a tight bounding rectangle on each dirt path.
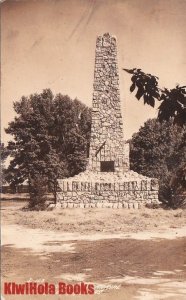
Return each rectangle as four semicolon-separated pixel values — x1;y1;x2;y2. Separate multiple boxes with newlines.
1;200;186;300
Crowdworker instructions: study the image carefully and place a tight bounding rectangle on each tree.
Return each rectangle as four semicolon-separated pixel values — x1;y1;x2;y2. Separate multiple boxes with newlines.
130;119;186;206
5;89;91;209
124;68;186;207
0;142;10;186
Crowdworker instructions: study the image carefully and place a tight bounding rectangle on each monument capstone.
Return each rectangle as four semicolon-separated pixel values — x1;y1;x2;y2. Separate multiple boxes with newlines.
57;33;159;208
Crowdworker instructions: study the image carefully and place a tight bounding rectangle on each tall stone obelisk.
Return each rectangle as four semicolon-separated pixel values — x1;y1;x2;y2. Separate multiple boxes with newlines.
88;33;129;173
57;33;159;208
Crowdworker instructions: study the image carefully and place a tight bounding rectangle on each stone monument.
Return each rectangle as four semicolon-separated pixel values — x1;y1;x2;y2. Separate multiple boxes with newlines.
57;33;159;208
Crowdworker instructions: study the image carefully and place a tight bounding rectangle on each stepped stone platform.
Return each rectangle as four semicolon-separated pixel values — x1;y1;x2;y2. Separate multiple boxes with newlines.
57;33;159;208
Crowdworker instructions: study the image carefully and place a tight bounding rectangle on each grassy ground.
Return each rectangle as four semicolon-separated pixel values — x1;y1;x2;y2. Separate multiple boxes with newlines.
1;196;186;234
1;197;186;300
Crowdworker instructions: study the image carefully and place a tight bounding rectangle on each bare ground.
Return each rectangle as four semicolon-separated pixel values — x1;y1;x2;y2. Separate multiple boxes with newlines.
1;198;186;300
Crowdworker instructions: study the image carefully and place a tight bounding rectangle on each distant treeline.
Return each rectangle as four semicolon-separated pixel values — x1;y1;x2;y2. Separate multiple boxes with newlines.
1;185;60;194
1;185;29;194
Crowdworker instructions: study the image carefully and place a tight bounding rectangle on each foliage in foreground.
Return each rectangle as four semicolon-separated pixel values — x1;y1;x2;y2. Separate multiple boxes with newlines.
123;68;186;127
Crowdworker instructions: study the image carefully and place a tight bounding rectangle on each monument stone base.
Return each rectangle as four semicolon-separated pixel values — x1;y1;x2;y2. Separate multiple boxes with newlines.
57;171;159;209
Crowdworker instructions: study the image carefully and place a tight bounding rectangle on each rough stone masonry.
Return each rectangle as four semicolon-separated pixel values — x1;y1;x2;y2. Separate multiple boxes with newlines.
57;33;159;208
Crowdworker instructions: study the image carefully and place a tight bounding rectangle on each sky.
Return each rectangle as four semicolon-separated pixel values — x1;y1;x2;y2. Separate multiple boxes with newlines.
1;0;186;144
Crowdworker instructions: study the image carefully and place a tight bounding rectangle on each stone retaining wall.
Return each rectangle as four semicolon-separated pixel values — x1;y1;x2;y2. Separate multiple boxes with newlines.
57;177;159;209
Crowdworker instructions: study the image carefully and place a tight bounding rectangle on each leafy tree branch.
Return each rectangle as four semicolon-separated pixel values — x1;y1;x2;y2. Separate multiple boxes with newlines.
124;68;186;127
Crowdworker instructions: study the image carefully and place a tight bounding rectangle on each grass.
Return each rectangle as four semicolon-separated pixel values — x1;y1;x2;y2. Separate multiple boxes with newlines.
1;198;186;234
